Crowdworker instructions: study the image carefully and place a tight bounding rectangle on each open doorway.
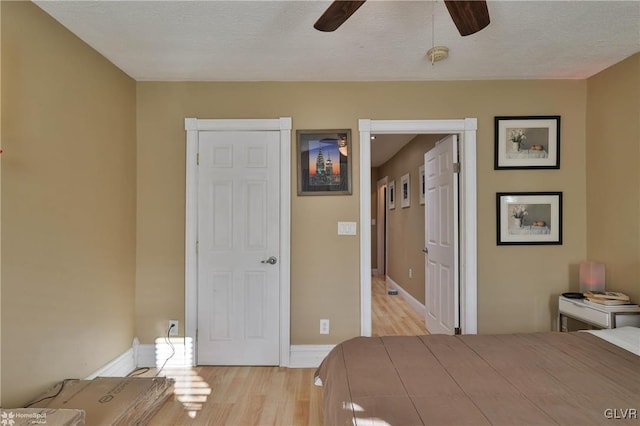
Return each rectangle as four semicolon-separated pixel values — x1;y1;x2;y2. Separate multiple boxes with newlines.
359;118;478;337
371;134;447;336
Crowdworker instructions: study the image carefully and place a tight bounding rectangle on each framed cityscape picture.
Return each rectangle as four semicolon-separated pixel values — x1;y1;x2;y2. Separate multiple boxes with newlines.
297;129;351;195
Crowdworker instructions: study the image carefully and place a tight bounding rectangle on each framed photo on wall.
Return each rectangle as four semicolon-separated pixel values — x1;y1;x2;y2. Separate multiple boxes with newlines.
494;116;560;169
388;180;396;210
297;129;351;195
418;165;425;205
496;192;563;245
400;173;410;208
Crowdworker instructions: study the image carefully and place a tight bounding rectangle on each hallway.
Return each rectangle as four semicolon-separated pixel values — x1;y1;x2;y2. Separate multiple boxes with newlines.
371;275;428;336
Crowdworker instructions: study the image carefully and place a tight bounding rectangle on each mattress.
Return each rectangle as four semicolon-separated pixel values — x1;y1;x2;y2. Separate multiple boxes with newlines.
315;330;640;425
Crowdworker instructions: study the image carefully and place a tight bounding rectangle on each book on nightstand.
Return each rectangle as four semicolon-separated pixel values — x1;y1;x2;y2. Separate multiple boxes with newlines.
584;299;639;308
583;291;630;301
583;291;638;308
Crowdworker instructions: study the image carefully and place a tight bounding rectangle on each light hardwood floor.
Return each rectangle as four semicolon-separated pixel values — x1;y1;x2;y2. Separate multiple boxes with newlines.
147;366;322;426
148;276;425;425
371;275;428;336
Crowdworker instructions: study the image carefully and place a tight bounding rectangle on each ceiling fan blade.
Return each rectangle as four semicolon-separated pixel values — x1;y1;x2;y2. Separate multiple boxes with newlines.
314;1;367;32
444;0;490;36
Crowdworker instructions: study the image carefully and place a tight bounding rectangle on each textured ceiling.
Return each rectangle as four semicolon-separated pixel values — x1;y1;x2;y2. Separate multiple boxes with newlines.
35;0;640;82
35;0;639;166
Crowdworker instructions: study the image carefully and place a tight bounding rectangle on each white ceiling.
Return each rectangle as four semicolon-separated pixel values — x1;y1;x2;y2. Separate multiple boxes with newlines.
35;0;640;82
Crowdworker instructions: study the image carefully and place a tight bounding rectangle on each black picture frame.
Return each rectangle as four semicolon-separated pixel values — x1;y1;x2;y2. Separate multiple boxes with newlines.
494;116;561;169
297;129;351;195
388;180;395;210
496;192;563;245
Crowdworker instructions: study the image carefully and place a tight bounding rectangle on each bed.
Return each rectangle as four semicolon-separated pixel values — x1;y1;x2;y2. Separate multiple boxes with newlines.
315;328;640;425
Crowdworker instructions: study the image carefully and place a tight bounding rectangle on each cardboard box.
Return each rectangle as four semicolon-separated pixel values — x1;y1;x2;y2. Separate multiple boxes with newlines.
33;377;173;425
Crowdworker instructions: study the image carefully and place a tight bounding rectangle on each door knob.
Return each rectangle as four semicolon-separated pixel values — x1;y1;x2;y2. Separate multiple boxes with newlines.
422;248;429;254
261;256;278;265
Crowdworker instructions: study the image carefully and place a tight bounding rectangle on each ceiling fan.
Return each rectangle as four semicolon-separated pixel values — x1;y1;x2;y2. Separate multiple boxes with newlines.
314;0;490;36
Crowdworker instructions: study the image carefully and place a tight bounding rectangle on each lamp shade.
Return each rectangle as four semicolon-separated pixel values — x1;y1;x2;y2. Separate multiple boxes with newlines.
579;261;605;293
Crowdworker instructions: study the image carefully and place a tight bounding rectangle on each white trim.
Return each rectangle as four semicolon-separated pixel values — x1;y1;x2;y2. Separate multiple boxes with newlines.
278;118;292;367
136;344;157;368
184;117;292;367
184;120;198;365
288;345;335;368
139;343;335;369
185;118;286;132
86;344;136;379
385;276;426;317
359;118;478;336
460;118;478;334
359;120;372;336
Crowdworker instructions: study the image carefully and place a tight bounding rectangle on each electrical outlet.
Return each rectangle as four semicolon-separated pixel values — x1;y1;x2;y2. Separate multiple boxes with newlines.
409;268;413;278
320;319;330;335
168;320;179;336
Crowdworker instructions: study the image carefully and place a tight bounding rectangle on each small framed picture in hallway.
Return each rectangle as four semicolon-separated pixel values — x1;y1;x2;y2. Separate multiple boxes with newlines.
388;180;395;210
400;173;410;208
419;165;425;205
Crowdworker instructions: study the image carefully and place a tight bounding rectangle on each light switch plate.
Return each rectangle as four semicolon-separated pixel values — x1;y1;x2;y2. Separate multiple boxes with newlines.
337;221;357;235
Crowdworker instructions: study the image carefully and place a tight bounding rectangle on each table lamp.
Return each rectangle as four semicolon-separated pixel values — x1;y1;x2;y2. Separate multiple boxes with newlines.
579;261;605;293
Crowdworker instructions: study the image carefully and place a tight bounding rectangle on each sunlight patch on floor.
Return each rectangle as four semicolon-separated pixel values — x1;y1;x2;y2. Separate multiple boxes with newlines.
154;337;211;419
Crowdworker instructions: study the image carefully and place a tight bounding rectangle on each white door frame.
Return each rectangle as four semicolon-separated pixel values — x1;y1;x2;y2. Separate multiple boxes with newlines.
359;118;478;336
185;117;292;366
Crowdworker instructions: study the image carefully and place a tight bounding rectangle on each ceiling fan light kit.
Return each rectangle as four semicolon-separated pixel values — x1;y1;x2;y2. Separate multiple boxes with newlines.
427;46;449;64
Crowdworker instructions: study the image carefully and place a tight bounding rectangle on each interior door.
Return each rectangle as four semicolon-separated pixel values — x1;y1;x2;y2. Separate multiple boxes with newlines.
197;130;280;365
424;135;459;335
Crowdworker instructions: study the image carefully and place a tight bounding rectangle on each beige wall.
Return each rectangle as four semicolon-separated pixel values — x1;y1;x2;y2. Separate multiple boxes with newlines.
586;53;640;302
136;79;588;344
1;2;137;407
377;135;441;303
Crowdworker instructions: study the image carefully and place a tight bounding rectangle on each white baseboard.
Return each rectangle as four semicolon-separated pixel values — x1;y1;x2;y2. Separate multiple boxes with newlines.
133;342;334;369
371;269;378;276
386;276;426;316
136;343;157;368
85;342;136;379
288;345;335;368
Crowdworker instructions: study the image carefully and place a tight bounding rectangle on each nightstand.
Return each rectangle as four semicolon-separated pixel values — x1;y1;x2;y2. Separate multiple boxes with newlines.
558;296;640;332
